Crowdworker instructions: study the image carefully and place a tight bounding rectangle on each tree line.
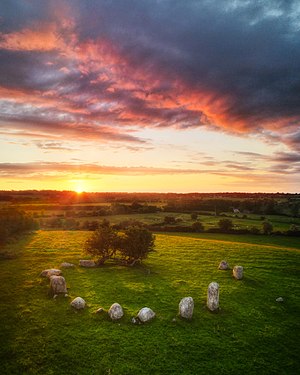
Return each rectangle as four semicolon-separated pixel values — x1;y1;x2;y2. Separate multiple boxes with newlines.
0;207;39;245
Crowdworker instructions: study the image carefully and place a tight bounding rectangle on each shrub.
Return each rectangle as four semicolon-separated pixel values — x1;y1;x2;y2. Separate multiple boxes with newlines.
191;213;198;221
164;216;177;225
218;218;233;232
262;221;273;235
191;221;204;232
249;226;260;234
0;207;38;245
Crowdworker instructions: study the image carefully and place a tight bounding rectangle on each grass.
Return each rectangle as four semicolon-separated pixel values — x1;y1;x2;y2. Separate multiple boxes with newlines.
41;210;300;232
0;231;299;374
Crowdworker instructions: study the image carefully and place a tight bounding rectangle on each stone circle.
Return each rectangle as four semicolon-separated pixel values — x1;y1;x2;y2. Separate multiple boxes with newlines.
207;282;219;312
218;260;230;270
79;260;96;267
40;269;62;278
233;265;243;280
60;262;75;268
50;275;67;295
179;297;194;319
70;297;86;310
137;307;156;322
108;303;124;320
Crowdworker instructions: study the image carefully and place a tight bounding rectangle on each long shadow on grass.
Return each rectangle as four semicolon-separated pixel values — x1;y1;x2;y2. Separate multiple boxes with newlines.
0;233;40;373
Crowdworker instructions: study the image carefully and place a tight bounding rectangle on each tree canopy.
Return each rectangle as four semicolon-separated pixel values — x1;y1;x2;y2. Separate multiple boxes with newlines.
85;224;155;266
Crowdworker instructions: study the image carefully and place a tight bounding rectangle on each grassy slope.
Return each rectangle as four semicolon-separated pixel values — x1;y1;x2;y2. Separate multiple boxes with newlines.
76;212;300;232
0;231;299;374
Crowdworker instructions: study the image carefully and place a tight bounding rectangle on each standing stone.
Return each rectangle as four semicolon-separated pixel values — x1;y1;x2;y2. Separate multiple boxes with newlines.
137;307;156;322
60;262;75;268
40;269;62;278
233;266;243;280
108;303;124;320
218;260;230;270
179;297;194;319
207;282;219;312
70;297;86;310
50;275;67;295
79;260;96;268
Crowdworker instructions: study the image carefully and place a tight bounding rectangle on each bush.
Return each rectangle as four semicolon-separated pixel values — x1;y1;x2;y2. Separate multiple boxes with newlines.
0;207;38;245
191;213;198;220
191;221;204;232
218;218;233;232
164;216;176;225
262;221;273;235
249;226;260;234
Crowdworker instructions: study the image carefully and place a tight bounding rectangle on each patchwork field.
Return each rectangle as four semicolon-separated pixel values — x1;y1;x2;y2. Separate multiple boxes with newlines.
0;231;299;374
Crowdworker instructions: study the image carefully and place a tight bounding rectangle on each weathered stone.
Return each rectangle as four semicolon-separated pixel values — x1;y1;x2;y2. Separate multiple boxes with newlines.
40;268;62;278
60;262;75;268
276;297;284;302
218;260;230;270
50;275;67;295
108;303;124;320
79;259;96;267
207;282;219;312
179;297;194;319
233;265;243;280
70;297;86;310
137;307;155;322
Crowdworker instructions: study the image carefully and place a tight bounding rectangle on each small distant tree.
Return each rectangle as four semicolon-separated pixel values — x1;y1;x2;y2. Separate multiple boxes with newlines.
218;218;233;232
84;225;118;265
262;221;273;235
191;221;204;232
121;226;155;266
249;226;260;235
191;213;198;221
164;216;176;225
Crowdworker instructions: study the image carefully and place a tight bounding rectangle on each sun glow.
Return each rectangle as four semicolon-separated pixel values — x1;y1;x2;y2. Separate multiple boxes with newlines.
75;188;83;194
71;180;86;194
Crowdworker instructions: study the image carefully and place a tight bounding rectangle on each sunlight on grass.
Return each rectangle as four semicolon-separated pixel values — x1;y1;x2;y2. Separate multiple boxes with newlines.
0;231;299;374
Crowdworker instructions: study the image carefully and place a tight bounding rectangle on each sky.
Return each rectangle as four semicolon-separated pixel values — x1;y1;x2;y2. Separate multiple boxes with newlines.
0;0;299;193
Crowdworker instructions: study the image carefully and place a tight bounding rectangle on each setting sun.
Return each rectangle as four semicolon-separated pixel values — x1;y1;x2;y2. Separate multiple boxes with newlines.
71;180;86;194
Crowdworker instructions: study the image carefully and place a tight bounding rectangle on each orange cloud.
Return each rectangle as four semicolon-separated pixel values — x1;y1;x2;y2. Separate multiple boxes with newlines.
0;23;63;52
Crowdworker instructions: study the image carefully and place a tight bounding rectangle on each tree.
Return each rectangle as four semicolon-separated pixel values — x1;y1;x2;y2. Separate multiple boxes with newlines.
84;225;155;266
121;226;155;265
191;221;204;232
262;221;273;235
84;226;118;265
0;207;38;245
164;216;176;225
191;212;198;221
218;218;233;232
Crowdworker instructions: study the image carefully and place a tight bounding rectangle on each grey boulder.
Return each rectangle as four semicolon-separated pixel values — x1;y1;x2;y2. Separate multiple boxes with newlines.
108;303;124;320
137;307;156;322
50;275;67;295
179;297;194;319
70;297;86;310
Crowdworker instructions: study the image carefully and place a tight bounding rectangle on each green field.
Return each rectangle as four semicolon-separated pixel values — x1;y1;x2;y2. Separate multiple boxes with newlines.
0;231;299;374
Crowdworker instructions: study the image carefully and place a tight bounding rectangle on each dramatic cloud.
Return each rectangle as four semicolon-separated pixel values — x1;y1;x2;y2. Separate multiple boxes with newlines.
0;0;299;147
0;1;299;192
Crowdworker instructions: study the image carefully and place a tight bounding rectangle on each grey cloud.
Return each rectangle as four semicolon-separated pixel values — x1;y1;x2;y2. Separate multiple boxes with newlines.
0;0;299;146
